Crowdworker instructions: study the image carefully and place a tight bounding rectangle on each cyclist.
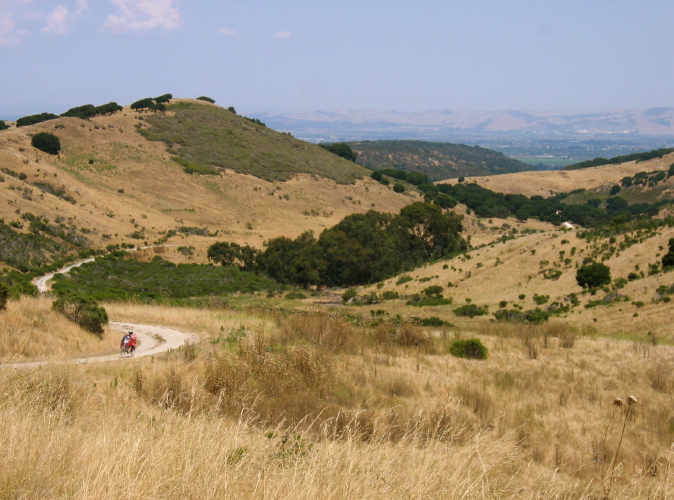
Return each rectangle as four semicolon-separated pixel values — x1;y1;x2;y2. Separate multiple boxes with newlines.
128;330;137;354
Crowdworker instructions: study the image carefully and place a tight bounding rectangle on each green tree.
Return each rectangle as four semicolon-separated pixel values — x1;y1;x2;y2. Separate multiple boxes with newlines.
155;93;173;104
197;96;215;103
130;98;155;110
609;184;621;195
31;132;61;155
207;241;257;270
393;183;405;193
370;170;383;182
0;120;9;131
52;295;108;337
576;262;611;288
662;238;674;268
319;143;357;162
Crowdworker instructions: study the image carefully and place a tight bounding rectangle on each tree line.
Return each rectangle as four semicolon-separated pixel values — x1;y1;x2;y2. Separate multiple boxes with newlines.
208;202;468;287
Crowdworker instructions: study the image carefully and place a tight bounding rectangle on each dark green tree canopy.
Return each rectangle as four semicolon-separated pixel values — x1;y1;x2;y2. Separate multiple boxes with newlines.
662;237;674;268
155;94;173;104
196;96;215;103
320;143;358;162
130;98;155;110
17;112;58;127
0;120;9;131
576;262;611;289
208;202;467;288
31;132;61;155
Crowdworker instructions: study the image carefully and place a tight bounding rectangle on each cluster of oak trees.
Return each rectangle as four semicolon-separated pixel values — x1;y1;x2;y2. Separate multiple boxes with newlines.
208;202;467;287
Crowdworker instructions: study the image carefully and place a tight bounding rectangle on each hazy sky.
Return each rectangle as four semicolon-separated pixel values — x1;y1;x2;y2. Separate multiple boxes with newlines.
1;0;673;117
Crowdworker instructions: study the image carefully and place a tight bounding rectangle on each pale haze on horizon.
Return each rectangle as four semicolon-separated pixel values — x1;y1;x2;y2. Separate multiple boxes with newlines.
1;0;673;118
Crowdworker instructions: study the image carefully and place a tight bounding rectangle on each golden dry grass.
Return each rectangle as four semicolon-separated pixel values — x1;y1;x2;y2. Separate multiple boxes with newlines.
2;300;673;498
0;295;113;362
440;152;674;197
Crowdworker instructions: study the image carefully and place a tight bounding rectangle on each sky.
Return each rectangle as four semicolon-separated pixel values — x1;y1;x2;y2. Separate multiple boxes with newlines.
1;0;673;118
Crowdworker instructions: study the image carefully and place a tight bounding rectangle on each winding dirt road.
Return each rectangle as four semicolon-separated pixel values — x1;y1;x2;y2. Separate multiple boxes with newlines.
18;255;199;367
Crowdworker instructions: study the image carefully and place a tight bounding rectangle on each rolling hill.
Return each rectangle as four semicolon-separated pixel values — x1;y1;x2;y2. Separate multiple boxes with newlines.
0;99;417;269
348;140;531;180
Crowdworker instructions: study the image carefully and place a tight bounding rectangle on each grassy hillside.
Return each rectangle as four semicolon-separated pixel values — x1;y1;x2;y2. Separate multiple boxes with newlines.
446;151;674;198
349;140;531;180
0;99;416;273
140;102;368;183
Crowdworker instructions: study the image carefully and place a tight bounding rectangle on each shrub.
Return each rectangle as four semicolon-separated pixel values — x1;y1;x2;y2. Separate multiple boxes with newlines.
449;339;488;359
423;285;443;297
31;132;61;155
382;290;399;300
396;275;413;285
576;261;611;289
393;183;405;193
0;282;8;310
453;304;488;317
0;120;8;131
411;316;453;327
52;295;108;337
342;288;357;303
196;96;215;103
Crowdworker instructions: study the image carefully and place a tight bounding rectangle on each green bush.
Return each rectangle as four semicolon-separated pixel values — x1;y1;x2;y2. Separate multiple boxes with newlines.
0;120;8;131
411;316;453;327
0;282;8;310
52;295;108;337
342;288;357;303
196;96;215;103
382;290;399;300
449;338;488;359
576;261;611;288
393;183;405;193
396;275;413;285
453;304;488;317
31;132;61;155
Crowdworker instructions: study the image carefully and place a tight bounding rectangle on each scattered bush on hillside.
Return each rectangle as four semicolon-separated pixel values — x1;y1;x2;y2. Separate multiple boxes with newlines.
576;261;611;289
662;238;674;269
0;120;8;131
31;132;61;155
393;183;405;193
196;96;215;103
52;294;108;337
320;143;357;162
453;304;488;317
449;338;488;359
410;316;453;327
16;112;58;127
493;308;550;324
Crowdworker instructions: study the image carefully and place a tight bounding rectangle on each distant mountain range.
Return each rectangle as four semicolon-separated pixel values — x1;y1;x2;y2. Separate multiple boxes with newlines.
255;108;674;142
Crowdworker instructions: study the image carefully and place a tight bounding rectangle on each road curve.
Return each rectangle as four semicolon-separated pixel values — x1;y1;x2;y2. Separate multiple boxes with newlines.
17;250;199;368
7;322;200;369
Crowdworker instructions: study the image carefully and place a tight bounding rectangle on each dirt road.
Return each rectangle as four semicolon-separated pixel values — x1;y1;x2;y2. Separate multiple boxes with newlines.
18;252;199;367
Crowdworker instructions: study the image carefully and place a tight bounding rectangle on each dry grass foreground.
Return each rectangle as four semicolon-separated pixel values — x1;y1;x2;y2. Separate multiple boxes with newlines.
2;298;674;498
